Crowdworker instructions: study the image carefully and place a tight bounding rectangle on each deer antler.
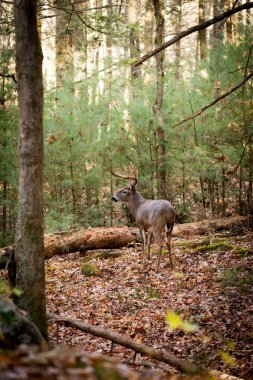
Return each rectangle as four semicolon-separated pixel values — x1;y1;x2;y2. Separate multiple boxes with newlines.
111;170;138;186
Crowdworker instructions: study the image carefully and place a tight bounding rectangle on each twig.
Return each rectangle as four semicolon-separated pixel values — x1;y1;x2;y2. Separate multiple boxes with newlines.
172;71;253;129
226;64;253;75
0;73;17;84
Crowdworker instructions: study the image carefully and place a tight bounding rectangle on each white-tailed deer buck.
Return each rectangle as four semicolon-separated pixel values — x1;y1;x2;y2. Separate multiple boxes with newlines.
111;174;175;272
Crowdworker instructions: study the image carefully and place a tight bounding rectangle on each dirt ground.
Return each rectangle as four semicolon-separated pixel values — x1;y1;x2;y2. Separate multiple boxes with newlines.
46;229;253;379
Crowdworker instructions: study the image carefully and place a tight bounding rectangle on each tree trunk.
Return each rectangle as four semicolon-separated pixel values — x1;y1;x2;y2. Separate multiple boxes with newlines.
128;0;141;79
247;139;253;216
153;0;167;199
55;0;74;89
225;0;233;43
174;0;182;79
103;0;112;134
213;0;223;41
144;0;154;53
198;0;207;59
246;0;251;27
1;76;7;246
238;161;244;215
14;0;47;339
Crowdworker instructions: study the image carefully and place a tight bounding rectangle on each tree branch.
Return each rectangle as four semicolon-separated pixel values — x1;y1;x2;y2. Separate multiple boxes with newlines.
48;313;205;375
172;71;253;129
0;73;17;84
134;2;253;67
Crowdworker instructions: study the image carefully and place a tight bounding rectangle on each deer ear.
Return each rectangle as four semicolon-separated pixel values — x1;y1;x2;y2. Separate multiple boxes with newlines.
130;184;136;193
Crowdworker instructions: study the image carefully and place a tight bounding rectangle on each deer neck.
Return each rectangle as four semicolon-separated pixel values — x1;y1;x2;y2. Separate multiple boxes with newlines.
127;191;145;218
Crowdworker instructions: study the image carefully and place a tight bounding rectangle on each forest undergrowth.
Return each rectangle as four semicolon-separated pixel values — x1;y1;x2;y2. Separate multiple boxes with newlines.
46;228;253;378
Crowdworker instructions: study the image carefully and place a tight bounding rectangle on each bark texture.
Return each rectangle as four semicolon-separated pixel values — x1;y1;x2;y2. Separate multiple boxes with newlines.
14;0;47;338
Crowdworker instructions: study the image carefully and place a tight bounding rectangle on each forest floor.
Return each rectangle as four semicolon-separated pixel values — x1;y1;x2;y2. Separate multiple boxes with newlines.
46;226;253;379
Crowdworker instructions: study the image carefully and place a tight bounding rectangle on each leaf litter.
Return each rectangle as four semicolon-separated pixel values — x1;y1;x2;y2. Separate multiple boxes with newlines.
46;230;253;378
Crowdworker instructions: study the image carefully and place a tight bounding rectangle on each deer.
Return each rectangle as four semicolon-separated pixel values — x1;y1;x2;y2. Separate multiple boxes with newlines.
111;174;176;272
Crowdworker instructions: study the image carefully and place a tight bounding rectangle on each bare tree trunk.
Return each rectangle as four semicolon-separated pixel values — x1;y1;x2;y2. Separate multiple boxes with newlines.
68;142;76;214
246;0;251;27
1;76;7;246
238;161;244;215
103;0;112;131
144;0;154;53
55;0;74;89
128;0;141;79
213;0;224;41
248;141;253;214
153;0;167;199
225;0;233;43
198;0;207;59
174;0;182;79
14;0;47;339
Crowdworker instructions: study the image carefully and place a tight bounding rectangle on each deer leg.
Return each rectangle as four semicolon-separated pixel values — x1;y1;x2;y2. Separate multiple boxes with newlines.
140;229;146;262
153;230;162;273
166;230;173;268
147;232;152;260
156;244;163;273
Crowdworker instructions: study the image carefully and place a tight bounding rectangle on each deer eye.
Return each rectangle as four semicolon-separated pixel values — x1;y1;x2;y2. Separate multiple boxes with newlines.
122;190;128;194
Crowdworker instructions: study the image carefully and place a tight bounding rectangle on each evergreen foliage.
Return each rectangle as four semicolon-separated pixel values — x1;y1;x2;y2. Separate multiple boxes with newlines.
0;2;252;240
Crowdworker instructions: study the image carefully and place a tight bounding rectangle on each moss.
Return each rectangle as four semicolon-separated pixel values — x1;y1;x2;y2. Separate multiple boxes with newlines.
0;279;10;296
234;246;249;255
195;241;250;255
196;241;233;252
176;237;211;248
81;263;99;277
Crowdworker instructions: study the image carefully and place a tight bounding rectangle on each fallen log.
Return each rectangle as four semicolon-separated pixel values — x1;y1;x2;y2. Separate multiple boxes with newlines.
0;216;247;268
0;227;139;268
82;249;125;262
173;216;246;237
